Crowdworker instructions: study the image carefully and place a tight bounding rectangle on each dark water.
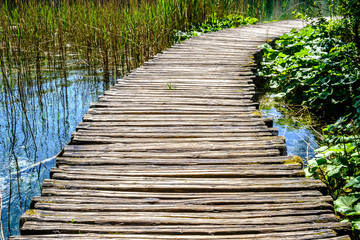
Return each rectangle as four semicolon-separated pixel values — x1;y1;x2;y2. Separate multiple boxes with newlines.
0;68;113;238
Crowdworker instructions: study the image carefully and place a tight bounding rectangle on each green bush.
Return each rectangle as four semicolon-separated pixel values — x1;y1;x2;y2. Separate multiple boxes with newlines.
174;14;258;42
336;0;360;51
306;119;360;234
258;19;360;121
259;18;360;236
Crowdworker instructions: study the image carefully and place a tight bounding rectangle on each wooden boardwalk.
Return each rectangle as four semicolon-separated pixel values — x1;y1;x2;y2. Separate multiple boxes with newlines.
12;20;352;239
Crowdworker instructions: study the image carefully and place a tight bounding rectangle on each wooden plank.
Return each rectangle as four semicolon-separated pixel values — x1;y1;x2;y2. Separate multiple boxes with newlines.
61;149;281;159
55;156;300;166
81;113;266;121
21;211;338;226
41;178;326;192
19;222;351;235
33;201;334;213
63;142;281;153
32;195;332;205
10;232;352;240
51;169;303;178
39;189;326;199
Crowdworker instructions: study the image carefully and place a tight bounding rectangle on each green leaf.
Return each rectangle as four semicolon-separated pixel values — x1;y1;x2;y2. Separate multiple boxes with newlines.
345;177;360;188
326;164;343;176
316;158;327;166
315;146;328;152
352;220;360;230
325;150;336;158
334;194;359;214
294;48;309;57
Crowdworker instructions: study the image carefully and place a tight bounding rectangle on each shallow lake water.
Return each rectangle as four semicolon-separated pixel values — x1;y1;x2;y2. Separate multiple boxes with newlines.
0;68;114;238
260;97;320;164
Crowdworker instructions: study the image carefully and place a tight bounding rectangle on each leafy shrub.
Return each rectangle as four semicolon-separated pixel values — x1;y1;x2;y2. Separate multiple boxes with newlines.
258;19;360;121
306;118;360;234
259;18;360;237
336;0;360;51
174;14;258;42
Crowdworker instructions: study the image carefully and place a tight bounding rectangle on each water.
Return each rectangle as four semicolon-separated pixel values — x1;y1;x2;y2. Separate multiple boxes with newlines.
0;67;113;239
260;99;321;164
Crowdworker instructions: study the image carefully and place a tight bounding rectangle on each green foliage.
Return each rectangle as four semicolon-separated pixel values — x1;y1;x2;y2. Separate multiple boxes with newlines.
336;0;360;51
173;14;258;42
306;0;360;51
258;19;360;121
306;119;360;234
259;17;360;236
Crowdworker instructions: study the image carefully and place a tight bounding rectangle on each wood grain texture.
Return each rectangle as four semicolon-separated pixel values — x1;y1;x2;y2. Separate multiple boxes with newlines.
11;20;352;239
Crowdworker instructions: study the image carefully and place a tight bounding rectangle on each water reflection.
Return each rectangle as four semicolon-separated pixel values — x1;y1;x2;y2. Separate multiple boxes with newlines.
0;68;113;238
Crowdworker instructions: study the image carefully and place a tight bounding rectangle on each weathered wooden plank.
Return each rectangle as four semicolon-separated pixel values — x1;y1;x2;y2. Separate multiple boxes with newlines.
51;169;303;178
33;201;334;213
55;155;299;166
61;150;281;159
19;221;351;235
32;195;332;205
55;163;299;171
72;131;277;139
10;232;352;240
97;96;256;103
39;189;326;199
32;191;332;204
73;125;273;132
41;178;326;191
89;104;259;111
70;137;285;146
81;113;266;121
76;118;274;127
21;211;338;226
63;142;281;153
95;98;258;107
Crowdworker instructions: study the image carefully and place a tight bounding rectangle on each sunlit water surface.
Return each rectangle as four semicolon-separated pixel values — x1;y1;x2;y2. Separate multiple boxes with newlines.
260;107;320;163
0;69;113;238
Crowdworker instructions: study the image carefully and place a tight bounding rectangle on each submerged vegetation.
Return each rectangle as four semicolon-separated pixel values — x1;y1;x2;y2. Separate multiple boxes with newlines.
258;1;360;236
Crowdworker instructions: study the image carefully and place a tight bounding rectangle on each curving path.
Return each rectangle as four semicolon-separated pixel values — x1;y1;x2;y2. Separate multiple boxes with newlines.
11;20;352;240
